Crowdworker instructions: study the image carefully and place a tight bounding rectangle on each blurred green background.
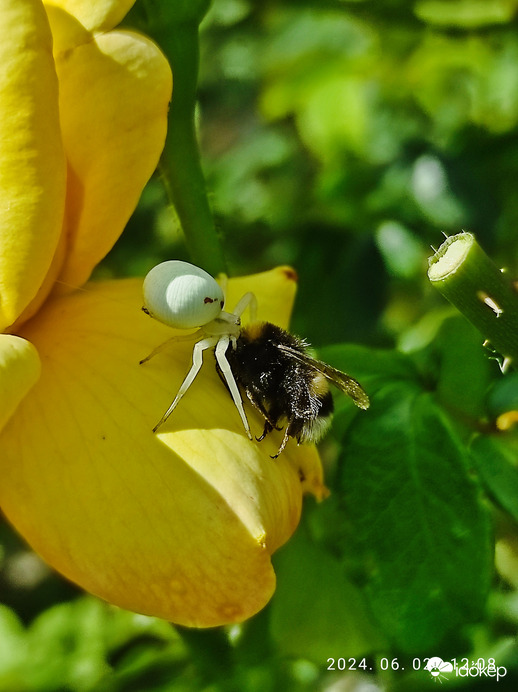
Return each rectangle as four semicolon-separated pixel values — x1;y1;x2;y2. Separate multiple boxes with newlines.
3;0;518;690
112;0;518;347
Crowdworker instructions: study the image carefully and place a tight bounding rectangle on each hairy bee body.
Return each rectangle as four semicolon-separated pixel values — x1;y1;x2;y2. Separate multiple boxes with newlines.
223;322;336;456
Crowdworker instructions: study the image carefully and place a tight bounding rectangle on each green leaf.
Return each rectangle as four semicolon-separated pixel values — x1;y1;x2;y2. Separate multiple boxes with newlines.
485;372;518;417
470;434;518;523
25;599;114;690
319;343;420;438
432;316;495;420
270;527;384;662
339;384;493;652
319;343;419;394
5;597;185;692
0;605;26;685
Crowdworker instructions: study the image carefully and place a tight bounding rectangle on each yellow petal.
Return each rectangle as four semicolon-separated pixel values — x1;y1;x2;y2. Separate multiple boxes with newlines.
0;334;41;434
496;411;518;430
10;218;69;330
0;0;66;330
223;266;298;329
0;269;325;625
43;0;136;51
54;30;172;289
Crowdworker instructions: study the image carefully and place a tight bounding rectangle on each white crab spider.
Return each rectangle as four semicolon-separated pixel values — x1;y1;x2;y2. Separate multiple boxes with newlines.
140;260;256;436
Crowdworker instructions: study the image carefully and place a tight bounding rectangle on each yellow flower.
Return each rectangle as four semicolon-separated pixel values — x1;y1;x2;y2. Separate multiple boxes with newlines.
0;0;326;626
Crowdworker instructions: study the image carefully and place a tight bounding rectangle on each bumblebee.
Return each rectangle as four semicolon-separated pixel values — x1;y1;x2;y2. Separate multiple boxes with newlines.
223;322;369;457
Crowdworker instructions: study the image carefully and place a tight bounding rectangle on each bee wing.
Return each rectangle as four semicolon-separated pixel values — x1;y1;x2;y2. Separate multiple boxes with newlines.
276;344;370;410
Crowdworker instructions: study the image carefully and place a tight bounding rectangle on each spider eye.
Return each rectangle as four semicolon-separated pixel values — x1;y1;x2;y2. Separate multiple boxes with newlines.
142;260;224;329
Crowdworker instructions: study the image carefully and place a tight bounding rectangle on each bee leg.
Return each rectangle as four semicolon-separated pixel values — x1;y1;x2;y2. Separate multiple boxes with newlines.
257;421;274;442
271;427;291;459
244;389;282;437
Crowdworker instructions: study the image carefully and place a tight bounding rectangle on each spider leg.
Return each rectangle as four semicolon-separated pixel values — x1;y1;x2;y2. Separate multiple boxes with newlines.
153;336;217;432
215;337;253;440
232;291;257;322
139;330;203;365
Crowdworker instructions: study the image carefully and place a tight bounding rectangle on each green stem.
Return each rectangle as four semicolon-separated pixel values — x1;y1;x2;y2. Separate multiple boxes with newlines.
134;1;226;275
428;232;518;367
